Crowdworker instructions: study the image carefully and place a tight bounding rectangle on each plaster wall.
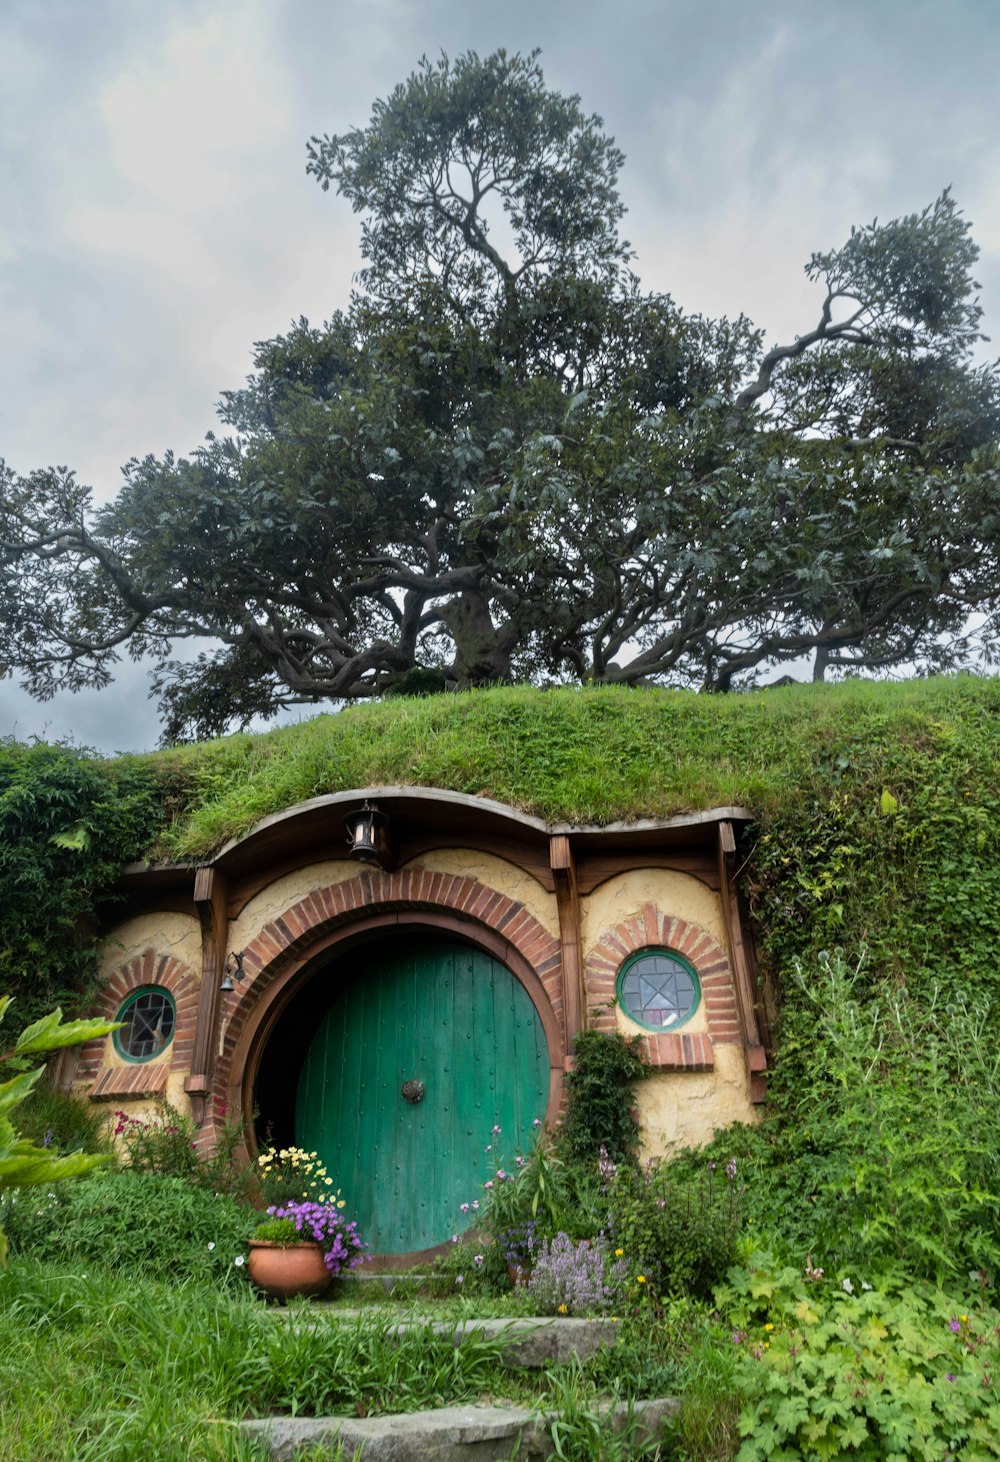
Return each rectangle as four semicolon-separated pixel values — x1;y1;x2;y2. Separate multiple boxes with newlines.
229;860;359;949
581;868;727;956
407;849;560;937
637;1044;755;1157
96;913;201;1072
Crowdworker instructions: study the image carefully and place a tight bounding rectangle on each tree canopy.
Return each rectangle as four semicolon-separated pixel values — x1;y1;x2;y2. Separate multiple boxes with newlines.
2;49;999;741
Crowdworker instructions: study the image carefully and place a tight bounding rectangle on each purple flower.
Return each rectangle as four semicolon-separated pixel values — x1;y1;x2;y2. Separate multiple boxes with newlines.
460;1203;470;1213
533;1118;541;1128
949;1319;962;1333
484;1180;493;1190
492;1125;502;1135
496;1170;507;1181
946;1373;956;1382
471;1201;480;1211
456;1275;464;1285
473;1254;484;1266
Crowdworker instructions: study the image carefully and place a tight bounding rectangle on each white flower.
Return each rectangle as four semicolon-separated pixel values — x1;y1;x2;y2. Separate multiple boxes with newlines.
842;1277;854;1294
234;1256;245;1267
207;1242;216;1251
861;1281;873;1291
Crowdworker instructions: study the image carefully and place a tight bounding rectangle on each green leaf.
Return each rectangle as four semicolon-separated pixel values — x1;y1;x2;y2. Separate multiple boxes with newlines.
14;1010;119;1056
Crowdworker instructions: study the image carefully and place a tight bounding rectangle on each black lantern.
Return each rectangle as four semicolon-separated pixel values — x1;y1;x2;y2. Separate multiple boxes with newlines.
219;950;246;993
344;800;388;865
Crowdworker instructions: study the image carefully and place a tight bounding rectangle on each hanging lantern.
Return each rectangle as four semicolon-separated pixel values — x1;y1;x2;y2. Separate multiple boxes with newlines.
344;800;388;865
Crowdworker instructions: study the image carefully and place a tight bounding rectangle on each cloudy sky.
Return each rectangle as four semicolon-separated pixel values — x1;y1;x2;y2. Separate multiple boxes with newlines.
2;0;998;753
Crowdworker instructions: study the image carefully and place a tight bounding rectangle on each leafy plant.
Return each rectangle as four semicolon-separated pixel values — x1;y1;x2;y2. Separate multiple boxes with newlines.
560;1029;649;1167
527;1232;629;1316
1;1167;254;1283
250;1217;299;1246
721;1253;1000;1460
0;997;119;1264
607;1158;742;1301
255;1142;345;1207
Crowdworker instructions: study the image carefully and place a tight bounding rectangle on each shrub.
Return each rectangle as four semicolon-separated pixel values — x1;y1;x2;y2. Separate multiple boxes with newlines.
13;1084;110;1156
607;1157;742;1300
0;1168;254;1284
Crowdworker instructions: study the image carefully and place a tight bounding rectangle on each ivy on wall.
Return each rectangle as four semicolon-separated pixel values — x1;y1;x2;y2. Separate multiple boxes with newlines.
0;742;162;1034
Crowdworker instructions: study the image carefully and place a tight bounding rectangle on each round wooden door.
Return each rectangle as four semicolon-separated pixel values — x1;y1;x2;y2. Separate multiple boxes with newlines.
295;935;551;1255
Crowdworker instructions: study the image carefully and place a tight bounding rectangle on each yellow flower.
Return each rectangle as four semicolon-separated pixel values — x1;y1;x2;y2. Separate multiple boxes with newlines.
961;1314;968;1323
637;1275;646;1284
325;1177;333;1185
558;1304;567;1314
614;1249;623;1257
337;1200;346;1209
764;1323;774;1332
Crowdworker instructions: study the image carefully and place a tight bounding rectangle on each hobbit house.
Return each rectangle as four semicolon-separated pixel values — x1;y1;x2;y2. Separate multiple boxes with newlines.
66;788;768;1266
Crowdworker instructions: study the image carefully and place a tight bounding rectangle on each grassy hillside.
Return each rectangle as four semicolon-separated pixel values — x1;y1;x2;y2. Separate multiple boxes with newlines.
4;675;999;1282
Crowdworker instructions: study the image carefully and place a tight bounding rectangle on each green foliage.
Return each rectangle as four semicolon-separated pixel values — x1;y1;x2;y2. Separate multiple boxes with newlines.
1;1168;254;1285
0;997;119;1265
0;740;161;1027
112;1099;257;1202
251;1217;299;1246
607;1159;743;1301
700;950;1000;1283
721;1254;1000;1460
14;1084;111;1155
559;1029;649;1167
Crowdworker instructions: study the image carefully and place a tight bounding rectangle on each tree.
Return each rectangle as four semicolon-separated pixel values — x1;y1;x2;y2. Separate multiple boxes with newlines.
1;50;998;741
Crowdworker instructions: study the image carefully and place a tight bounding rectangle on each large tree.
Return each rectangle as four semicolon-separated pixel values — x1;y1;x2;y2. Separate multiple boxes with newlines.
2;50;999;740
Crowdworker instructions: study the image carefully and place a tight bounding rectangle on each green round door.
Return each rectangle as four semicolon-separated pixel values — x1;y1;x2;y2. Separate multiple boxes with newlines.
295;935;551;1254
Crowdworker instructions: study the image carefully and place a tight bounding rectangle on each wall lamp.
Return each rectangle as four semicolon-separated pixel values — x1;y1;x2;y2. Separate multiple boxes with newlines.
219;950;246;993
344;800;388;866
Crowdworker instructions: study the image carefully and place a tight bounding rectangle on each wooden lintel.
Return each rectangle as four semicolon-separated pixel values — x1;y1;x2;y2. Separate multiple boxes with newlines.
190;867;230;1126
550;835;584;1045
716;823;762;1052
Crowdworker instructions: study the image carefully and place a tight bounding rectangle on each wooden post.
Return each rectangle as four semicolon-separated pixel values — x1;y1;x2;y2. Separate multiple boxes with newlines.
716;822;767;1102
550;834;584;1062
186;867;230;1126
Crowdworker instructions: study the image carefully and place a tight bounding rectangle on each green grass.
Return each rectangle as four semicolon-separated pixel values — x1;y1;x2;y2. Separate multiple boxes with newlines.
142;676;1000;859
0;1258;676;1462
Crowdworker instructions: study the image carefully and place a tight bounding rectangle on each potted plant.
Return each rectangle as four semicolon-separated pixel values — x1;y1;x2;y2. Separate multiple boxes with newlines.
247;1200;367;1301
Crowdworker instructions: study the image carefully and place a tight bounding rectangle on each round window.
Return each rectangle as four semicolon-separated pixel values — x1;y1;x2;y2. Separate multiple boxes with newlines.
617;949;700;1032
113;987;176;1063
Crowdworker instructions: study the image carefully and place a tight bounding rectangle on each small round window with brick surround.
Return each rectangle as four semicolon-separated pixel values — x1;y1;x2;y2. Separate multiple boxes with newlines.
617;949;700;1032
113;987;176;1063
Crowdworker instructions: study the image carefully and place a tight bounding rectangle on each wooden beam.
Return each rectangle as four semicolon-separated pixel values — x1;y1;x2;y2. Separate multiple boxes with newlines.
550;834;584;1055
189;867;230;1126
716;822;768;1102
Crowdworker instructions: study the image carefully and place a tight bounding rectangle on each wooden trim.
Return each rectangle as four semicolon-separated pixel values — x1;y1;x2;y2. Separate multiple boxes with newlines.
550;834;585;1050
189;868;230;1126
716;822;767;1102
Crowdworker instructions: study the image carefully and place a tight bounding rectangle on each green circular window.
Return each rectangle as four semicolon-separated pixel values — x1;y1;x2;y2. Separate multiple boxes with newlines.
617;949;700;1032
113;987;175;1063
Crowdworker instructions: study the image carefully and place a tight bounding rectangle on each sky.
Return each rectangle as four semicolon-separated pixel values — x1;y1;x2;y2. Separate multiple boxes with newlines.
2;0;998;753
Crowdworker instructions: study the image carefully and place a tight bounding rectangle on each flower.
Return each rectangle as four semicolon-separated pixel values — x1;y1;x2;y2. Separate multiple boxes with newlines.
234;1256;245;1267
842;1277;855;1294
473;1254;484;1267
637;1275;646;1284
764;1323;774;1332
492;1125;502;1135
533;1118;541;1128
950;1319;962;1333
471;1201;480;1211
558;1303;567;1314
614;1249;623;1257
460;1203;470;1213
207;1242;216;1251
484;1180;494;1190
456;1275;464;1285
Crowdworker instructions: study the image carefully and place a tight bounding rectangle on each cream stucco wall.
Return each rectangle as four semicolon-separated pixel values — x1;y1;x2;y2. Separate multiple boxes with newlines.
637;1044;755;1156
229;859;359;950
96;912;201;1075
581;869;727;1035
409;849;560;937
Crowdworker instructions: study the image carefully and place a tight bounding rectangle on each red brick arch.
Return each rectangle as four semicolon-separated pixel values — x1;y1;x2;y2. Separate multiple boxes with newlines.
77;949;199;1099
585;904;741;1071
215;866;565;1114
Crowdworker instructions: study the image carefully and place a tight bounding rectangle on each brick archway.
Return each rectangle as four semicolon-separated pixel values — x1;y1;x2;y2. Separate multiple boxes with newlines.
212;867;565;1147
585;904;741;1071
77;949;199;1101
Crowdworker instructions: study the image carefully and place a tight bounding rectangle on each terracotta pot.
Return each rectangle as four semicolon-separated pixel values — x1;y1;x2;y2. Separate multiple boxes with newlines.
247;1239;333;1301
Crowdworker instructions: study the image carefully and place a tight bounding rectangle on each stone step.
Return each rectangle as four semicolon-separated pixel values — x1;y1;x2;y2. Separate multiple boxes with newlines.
242;1397;678;1461
270;1314;619;1370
